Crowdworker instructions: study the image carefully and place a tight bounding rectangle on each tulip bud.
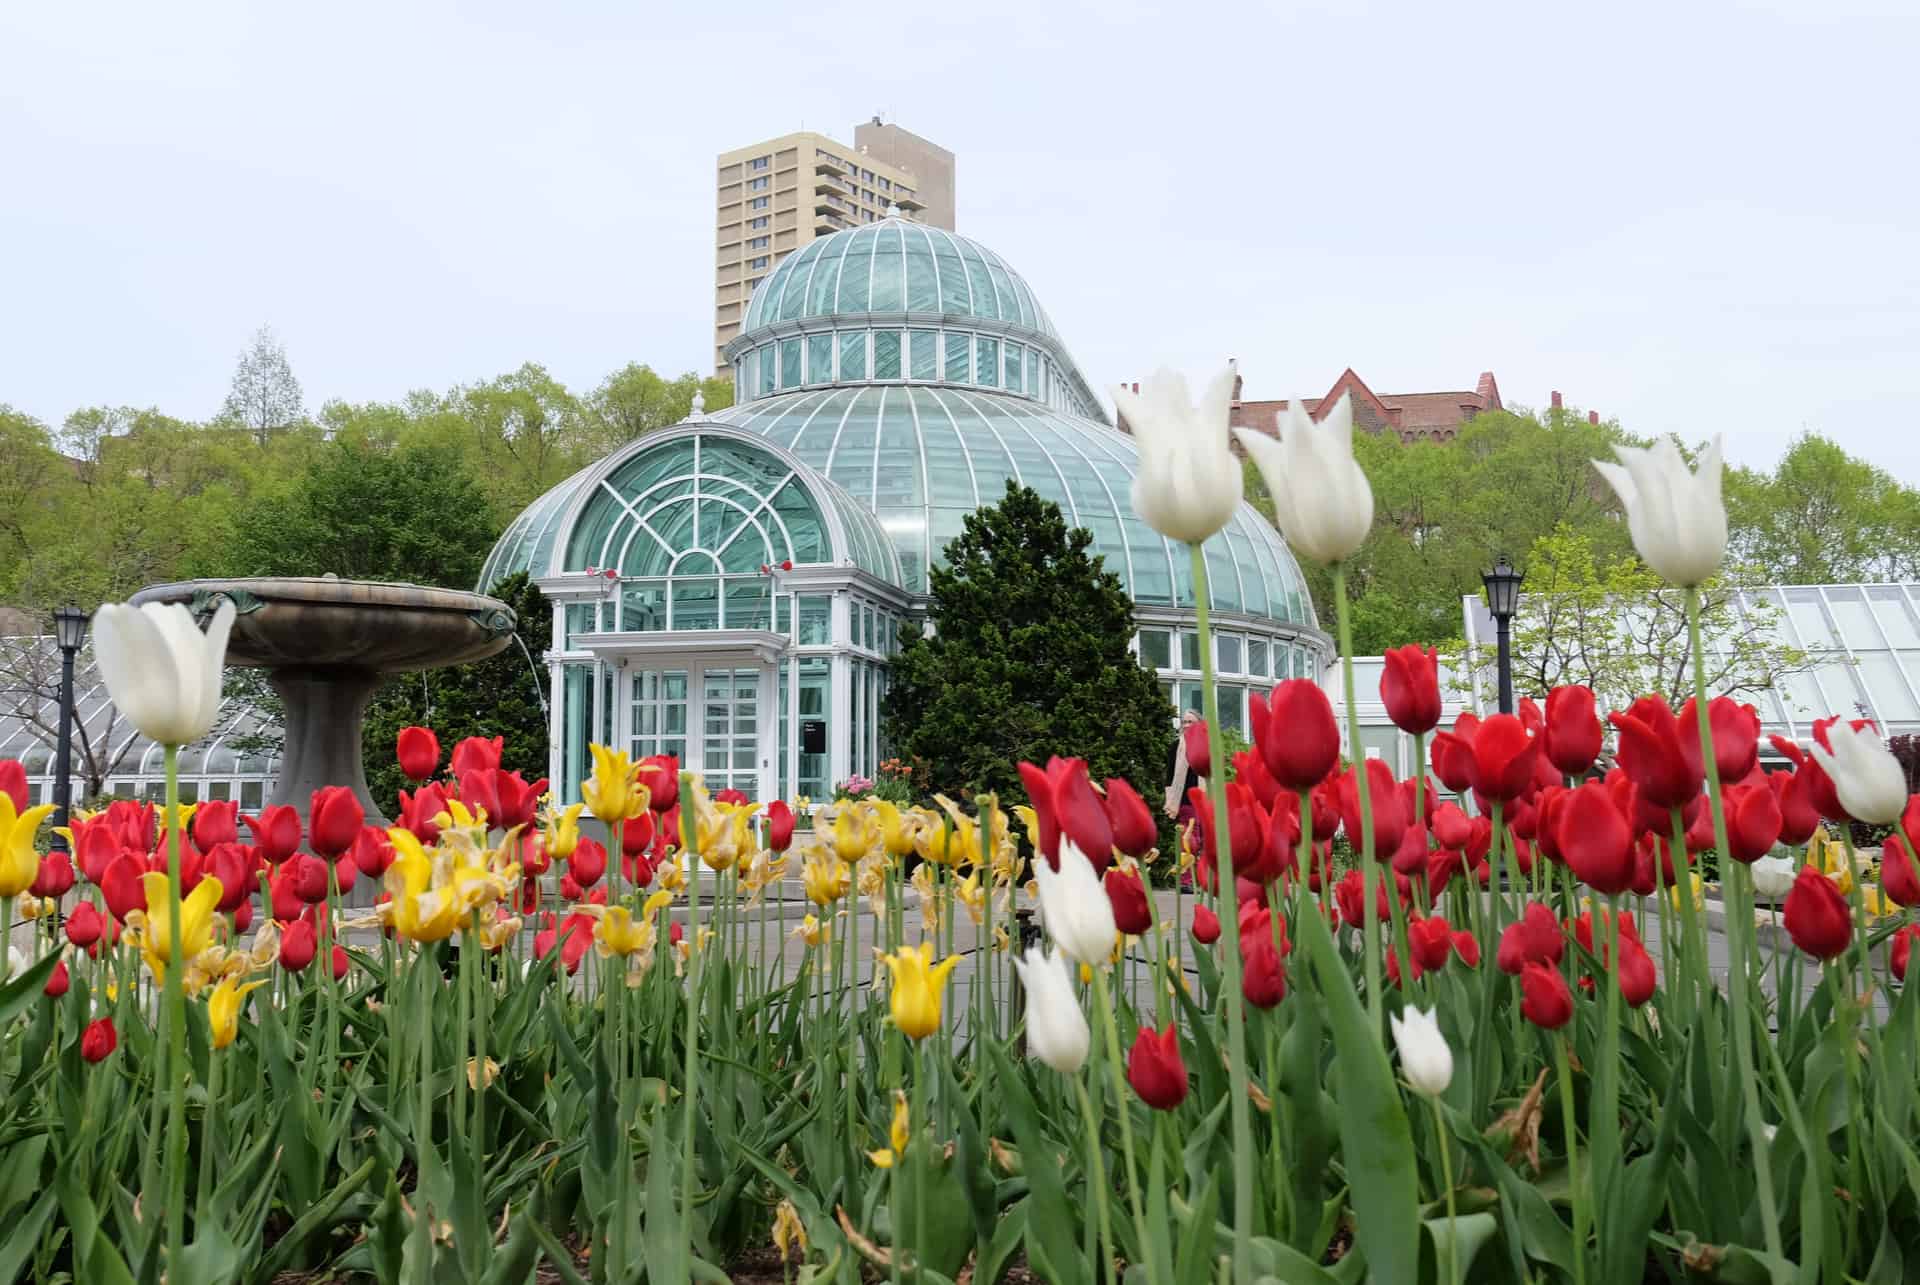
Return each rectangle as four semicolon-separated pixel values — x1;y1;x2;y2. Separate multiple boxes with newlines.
192;799;240;851
766;800;796;854
45;959;69;998
1388;1005;1452;1096
1542;685;1602;777
1497;902;1566;975
569;837;607;888
0;759;23;811
1182;718;1212;780
641;755;680;812
31;851;74;900
280;918;318;972
91;599;237;746
1885;835;1920;908
1380;645;1442;736
350;826;395;878
1608;697;1702;811
330;944;350;981
1010;946;1089;1075
1617;938;1656;1007
1126;1022;1190;1109
289;853;331;903
1103;866;1153;936
1257;681;1341;791
66;900;105;949
1723;783;1783;865
1893;924;1920;983
1783;863;1852;959
450;735;504;777
1018;757;1113;872
1103;778;1157;859
81;1016;117;1063
1406;915;1455;972
1678;696;1760;785
1518;960;1574;1029
1467;714;1540;804
396;726;441;781
245;805;303;864
1241;936;1287;1008
1557;782;1635;895
1190;904;1220;945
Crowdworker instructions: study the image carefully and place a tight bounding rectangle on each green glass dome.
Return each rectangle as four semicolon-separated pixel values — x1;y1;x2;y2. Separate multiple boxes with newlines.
742;221;1058;340
705;384;1316;627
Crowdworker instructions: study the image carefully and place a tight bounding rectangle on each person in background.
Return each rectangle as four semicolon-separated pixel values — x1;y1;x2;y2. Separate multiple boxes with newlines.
1163;708;1201;823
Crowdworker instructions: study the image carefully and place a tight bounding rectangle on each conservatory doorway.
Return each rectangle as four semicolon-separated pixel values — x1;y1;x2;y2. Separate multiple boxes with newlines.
625;661;770;801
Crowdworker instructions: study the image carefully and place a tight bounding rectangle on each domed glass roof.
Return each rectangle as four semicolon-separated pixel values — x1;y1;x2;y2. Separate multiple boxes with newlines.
706;385;1316;626
741;221;1058;340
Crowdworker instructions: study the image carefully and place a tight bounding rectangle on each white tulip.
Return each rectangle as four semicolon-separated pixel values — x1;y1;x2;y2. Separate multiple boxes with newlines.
1591;435;1727;587
1750;855;1796;900
1034;839;1117;967
4;947;27;982
1808;721;1907;824
1112;365;1243;544
1010;945;1089;1074
92;599;236;747
1388;1005;1453;1098
1235;394;1373;565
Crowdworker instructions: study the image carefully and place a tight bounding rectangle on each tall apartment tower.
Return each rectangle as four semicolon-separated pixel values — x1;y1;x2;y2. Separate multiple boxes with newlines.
714;122;956;373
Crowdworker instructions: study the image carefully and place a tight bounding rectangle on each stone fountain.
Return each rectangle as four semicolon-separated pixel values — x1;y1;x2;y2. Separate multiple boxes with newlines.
130;576;517;826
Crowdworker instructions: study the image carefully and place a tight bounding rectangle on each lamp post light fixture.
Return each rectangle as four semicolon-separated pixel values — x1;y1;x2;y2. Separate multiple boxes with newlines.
50;605;91;851
1481;557;1523;715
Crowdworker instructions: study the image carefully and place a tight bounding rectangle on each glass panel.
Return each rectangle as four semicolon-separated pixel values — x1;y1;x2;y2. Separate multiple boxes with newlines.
909;329;937;379
1138;628;1171;670
567;602;594;643
905;239;939;311
975;336;999;387
944;331;970;382
1857;653;1920;722
1217;634;1243;673
1219;685;1246;736
1003;344;1022;391
834;235;872;311
1248;638;1269;677
207;781;232;802
724;578;772;630
770;479;827;564
671;577;720;630
797;595;832;645
1180;630;1201;670
1784;588;1836;649
873;330;902;379
240;781;264;811
619;581;667;631
807;334;834;384
779;339;802;389
799;656;831;799
838;331;867;381
870;235;904;311
1868;586;1920;646
806;236;849;314
757;344;776;396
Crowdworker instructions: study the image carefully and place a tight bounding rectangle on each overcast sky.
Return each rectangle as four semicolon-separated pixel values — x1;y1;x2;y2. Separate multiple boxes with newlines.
4;0;1916;481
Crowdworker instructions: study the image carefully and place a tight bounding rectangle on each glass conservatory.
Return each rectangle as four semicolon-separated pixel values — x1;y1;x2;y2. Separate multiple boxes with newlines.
481;216;1331;803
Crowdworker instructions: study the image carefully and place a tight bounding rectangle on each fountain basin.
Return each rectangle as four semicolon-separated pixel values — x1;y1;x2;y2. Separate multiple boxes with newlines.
131;577;516;827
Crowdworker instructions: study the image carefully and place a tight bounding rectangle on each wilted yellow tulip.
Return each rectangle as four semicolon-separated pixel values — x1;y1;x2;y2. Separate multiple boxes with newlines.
581;744;648;824
793;914;828;947
871;801;919;859
868;1090;911;1167
832;806;874;862
772;1199;808;1262
208;975;268;1050
590;906;654;957
803;848;850;906
544;803;585;860
881;940;959;1041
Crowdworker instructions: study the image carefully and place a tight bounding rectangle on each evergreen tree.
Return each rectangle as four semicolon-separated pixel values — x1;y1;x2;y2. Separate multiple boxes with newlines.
360;572;552;814
885;480;1174;805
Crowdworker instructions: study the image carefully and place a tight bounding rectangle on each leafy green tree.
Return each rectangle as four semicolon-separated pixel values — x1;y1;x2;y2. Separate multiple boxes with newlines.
215;438;500;587
884;480;1174;803
359;572;552;814
1726;432;1920;584
217;324;306;446
580;363;734;455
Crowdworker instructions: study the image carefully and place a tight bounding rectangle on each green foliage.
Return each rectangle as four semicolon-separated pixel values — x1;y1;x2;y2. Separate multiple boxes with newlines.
360;572;552;814
1726;431;1920;584
884;479;1174;802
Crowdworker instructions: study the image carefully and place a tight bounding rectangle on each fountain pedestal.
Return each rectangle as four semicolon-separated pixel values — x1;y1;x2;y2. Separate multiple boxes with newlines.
131;576;517;827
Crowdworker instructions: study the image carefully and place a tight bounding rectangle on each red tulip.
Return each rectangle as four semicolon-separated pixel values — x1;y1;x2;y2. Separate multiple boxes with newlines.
246;805;302;863
289;853;331;903
0;759;23;810
32;851;74;900
1432;802;1471;850
1616;938;1656;1007
1519;960;1573;1029
1336;759;1406;861
268;866;305;923
1773;735;1846;825
81;1017;117;1063
1407;915;1455;971
308;787;363;858
1557;782;1635;894
350;826;395;878
1182;718;1213;779
1782;864;1851;960
1104;866;1153;936
1467;714;1540;804
640;755;680;812
1334;868;1397;929
1390;823;1429;876
1678;696;1760;785
1381;644;1442;735
1723;783;1783;864
1426;846;1464;891
66;900;105;948
1242;936;1287;1008
458;769;501;824
1498;902;1566;974
1127;1023;1190;1110
569;837;607;888
329;944;350;981
1901;794;1920;859
100;853;148;921
1018;757;1114;871
332;854;358;896
206;843;256;912
42;958;68;997
766;800;796;853
1233;749;1282;811
1609;697;1702;810
1307;781;1341;842
280;918;317;971
1104;779;1157;858
1452;929;1481;967
1191;904;1220;945
104;800;157;853
1542;685;1602;777
450;735;504;777
1880;834;1920;908
1257;680;1341;790
397;726;441;782
1189;783;1266;891
1892;924;1920;982
492;771;546;832
1430;713;1482;793
233;897;254;935
71;821;119;886
192;799;240;851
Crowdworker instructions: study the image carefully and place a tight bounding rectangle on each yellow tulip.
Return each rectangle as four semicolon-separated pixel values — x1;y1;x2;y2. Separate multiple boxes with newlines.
582;744;648;824
803;848;850;906
868;1090;911;1167
642;888;675;919
383;830;463;943
0;796;56;898
17;896;56;921
871;801;918;859
881;940;959;1041
545;803;585;860
480;914;523;952
1666;871;1705;913
591;906;654;957
129;872;225;983
955;872;987;924
207;975;268;1050
917;813;975;867
792;913;828;947
832;807;874;862
772;1198;808;1263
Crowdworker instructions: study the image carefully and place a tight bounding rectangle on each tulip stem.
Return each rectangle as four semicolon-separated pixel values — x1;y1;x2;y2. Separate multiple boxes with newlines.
678;771;703;1283
1429;1095;1459;1285
1189;542;1255;1282
1552;1036;1587;1285
1685;587;1784;1264
162;743;189;1271
1072;1073;1117;1281
1092;967;1158;1285
1331;563;1384;1030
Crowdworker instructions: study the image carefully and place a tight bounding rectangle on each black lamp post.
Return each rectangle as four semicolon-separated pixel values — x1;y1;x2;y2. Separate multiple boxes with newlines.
50;605;90;851
1481;558;1523;716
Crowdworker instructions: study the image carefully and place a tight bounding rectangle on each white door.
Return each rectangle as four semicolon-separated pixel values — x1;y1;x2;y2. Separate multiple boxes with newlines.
627;662;768;802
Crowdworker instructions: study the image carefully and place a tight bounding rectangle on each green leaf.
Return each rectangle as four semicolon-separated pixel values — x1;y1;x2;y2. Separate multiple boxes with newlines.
985;1042;1087;1284
0;951;60;1028
1424;1212;1498;1281
1292;896;1421;1283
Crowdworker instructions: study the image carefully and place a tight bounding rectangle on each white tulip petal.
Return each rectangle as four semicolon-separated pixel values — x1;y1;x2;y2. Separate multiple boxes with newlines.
93;603;185;746
1113;365;1241;544
1035;840;1117;967
1011;945;1089;1074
